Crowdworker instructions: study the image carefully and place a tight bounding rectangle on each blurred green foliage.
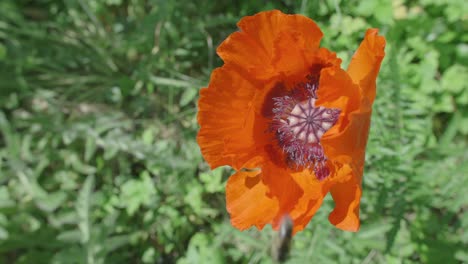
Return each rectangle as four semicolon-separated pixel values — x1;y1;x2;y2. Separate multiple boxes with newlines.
0;0;467;263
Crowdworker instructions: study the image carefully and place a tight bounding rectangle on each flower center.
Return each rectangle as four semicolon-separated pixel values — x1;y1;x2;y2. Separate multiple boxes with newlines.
270;77;341;180
288;98;340;144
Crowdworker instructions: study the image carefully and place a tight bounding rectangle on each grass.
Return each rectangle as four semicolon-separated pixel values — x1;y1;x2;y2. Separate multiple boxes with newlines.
0;0;467;263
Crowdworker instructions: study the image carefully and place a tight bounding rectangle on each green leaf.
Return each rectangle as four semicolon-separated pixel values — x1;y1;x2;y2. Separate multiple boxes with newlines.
179;87;198;107
56;230;82;243
442;64;468;94
76;175;94;244
120;171;155;216
149;76;196;89
35;191;67;212
0;43;6;61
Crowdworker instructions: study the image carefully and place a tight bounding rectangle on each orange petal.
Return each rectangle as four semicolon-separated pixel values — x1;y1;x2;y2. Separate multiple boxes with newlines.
287;169;329;233
259;160;335;234
217;10;323;81
216;31;275;80
328;165;362;231
317;64;372;166
302;48;342;76
347;29;386;103
238;10;323;57
322;108;371;166
197;65;261;170
316;66;361;133
271;31;309;78
260;161;304;228
226;169;278;230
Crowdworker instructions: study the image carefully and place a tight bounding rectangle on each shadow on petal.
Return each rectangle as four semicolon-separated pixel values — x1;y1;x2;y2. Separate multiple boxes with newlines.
328;171;362;232
226;169;279;230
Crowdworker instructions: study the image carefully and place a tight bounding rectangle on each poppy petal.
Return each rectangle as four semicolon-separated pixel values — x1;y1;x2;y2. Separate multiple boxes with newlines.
260;161;304;228
328;167;362;231
216;31;276;80
311;48;342;69
316;66;361;137
347;29;386;103
226;169;279;230
317;59;372;166
272;31;309;77
238;10;323;56
287;169;329;233
197;66;261;170
217;10;323;81
322;109;370;230
322;108;371;167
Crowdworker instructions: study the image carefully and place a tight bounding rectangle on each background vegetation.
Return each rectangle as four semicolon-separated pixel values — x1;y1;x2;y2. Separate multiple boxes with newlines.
0;0;466;263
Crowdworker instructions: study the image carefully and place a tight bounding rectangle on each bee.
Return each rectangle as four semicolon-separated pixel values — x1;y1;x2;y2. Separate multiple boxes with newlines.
272;214;293;263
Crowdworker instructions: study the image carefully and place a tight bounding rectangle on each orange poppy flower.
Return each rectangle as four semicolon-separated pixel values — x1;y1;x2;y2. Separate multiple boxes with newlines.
197;10;385;234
